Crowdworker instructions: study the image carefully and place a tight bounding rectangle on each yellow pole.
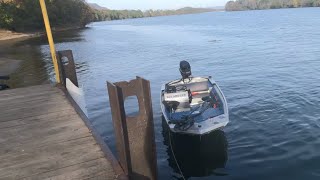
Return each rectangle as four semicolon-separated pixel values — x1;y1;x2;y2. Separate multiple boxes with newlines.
39;0;60;83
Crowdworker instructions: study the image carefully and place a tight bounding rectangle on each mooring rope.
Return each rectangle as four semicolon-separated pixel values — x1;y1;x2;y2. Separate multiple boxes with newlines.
168;130;186;180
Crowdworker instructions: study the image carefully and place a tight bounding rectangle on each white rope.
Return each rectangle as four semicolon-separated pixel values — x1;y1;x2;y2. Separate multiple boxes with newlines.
168;130;186;180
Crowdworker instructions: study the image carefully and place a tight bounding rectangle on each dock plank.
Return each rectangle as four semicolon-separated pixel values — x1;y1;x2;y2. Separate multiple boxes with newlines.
0;91;65;107
0;109;78;129
0;84;55;96
0;95;67;112
0;100;74;122
23;158;115;180
0;115;87;146
0;84;117;179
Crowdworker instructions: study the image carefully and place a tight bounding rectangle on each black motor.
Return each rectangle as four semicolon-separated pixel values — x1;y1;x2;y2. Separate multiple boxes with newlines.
179;60;192;79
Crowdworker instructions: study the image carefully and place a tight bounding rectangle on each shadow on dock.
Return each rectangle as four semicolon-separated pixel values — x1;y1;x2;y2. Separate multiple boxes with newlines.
162;117;228;179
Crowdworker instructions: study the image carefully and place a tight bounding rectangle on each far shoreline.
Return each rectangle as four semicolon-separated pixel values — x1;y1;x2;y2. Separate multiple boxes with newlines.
225;4;319;12
0;7;224;42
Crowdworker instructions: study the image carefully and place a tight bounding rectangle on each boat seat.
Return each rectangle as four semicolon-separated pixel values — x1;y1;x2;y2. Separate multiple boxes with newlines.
190;88;211;106
190;97;204;106
171;107;224;122
186;81;209;92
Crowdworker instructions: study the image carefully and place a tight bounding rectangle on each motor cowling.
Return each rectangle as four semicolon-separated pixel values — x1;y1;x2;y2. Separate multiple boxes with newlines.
179;60;192;79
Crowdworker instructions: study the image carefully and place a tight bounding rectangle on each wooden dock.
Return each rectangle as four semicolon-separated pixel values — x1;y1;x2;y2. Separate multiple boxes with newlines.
0;84;122;180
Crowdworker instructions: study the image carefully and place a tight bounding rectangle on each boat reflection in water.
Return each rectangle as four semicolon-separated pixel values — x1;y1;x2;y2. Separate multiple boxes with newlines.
162;117;228;179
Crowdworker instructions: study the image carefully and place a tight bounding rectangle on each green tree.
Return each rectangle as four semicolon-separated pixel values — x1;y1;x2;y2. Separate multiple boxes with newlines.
0;0;95;32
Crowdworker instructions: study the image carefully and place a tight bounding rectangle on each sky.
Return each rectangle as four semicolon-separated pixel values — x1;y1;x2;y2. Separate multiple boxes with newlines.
86;0;229;10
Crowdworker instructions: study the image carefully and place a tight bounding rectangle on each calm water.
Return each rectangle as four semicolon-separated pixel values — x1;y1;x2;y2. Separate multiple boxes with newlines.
2;7;320;179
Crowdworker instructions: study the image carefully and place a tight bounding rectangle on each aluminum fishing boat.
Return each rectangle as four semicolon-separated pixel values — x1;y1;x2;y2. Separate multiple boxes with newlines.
160;61;229;135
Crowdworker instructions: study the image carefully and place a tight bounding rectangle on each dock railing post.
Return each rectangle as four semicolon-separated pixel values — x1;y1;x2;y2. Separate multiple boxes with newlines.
107;77;158;180
56;50;79;87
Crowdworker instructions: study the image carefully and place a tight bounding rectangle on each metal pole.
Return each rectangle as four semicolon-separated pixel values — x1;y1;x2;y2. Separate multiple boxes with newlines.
39;0;60;83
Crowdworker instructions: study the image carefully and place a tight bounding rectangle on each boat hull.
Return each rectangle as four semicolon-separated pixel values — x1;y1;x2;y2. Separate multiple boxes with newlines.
160;77;229;135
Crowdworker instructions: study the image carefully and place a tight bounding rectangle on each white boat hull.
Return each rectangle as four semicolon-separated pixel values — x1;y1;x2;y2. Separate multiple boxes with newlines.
160;77;229;135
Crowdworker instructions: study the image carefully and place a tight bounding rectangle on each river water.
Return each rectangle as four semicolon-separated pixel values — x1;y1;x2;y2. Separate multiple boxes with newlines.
1;7;320;179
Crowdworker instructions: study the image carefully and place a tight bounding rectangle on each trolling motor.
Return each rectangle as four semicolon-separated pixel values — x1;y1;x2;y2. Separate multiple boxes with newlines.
179;60;192;81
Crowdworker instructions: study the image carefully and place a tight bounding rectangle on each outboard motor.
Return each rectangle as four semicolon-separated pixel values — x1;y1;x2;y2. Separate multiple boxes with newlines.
179;60;192;79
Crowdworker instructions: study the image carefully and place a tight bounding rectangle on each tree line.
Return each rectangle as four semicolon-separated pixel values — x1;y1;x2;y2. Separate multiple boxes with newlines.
0;0;217;32
92;7;217;21
225;0;320;11
0;0;93;31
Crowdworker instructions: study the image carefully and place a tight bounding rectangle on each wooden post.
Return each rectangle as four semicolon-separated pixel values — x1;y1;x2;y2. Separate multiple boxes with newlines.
39;0;60;83
107;77;158;180
56;50;78;87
